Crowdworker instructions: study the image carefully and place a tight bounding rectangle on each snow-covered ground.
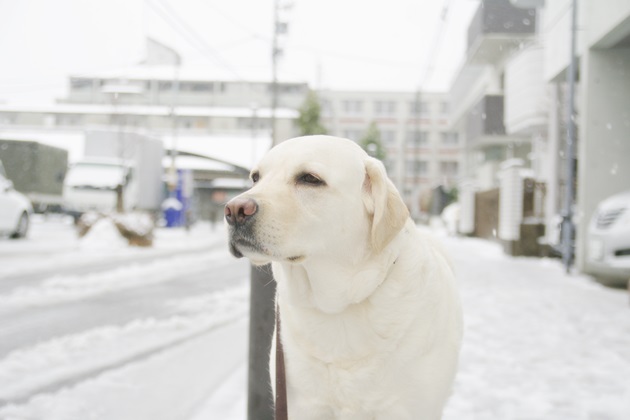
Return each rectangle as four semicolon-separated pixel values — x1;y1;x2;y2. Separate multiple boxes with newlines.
1;219;629;419
441;232;630;420
0;216;250;420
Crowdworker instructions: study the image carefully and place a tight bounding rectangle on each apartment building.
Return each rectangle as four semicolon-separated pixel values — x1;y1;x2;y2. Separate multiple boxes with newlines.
448;0;541;246
318;90;462;216
0;66;306;152
542;0;630;274
449;0;630;275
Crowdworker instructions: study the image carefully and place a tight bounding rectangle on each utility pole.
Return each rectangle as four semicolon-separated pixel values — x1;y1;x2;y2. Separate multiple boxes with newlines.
561;0;578;273
270;0;280;148
168;59;181;195
247;1;286;419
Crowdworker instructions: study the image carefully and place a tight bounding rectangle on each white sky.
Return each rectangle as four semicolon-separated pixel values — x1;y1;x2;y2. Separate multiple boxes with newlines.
0;0;479;103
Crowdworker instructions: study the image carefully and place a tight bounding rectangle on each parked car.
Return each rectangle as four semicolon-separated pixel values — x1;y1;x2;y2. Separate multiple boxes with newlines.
0;160;33;239
586;190;630;287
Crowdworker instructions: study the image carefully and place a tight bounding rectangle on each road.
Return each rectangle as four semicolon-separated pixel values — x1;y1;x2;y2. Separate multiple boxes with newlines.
0;253;247;358
0;217;251;411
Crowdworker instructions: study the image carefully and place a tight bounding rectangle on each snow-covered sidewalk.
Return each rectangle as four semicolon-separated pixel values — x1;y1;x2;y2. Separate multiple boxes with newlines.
441;233;630;420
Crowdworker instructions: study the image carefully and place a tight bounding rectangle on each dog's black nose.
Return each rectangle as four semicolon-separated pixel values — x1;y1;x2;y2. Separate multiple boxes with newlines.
225;197;258;226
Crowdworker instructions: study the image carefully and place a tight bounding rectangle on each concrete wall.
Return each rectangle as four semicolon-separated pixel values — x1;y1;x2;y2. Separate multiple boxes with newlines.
499;160;525;241
586;0;630;47
542;0;588;81
576;47;630;271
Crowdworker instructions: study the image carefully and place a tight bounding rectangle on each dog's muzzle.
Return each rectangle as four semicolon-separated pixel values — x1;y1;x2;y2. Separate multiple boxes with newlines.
225;197;261;258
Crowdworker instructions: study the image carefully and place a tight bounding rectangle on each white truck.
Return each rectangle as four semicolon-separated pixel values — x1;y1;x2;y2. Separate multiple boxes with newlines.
63;130;164;218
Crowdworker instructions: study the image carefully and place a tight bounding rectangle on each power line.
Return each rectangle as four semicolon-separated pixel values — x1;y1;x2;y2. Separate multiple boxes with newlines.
417;0;453;90
145;0;243;80
198;1;265;41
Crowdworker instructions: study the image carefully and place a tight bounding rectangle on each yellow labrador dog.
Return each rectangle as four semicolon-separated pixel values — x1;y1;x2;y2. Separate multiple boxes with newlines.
225;135;462;419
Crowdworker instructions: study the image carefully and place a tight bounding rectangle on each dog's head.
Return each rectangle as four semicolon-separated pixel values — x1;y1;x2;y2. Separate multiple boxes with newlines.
225;135;409;265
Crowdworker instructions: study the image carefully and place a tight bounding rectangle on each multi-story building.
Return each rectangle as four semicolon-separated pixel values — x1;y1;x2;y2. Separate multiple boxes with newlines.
0;66;306;148
448;0;540;244
450;0;630;278
318;90;462;216
542;0;630;276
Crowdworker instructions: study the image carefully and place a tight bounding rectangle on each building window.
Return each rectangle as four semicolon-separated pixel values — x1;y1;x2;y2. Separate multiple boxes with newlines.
188;82;213;92
56;114;82;126
381;130;396;147
409;101;429;116
320;99;332;117
158;81;173;91
279;84;306;94
237;117;269;130
382;158;394;174
406;131;428;148
440;161;459;177
343;129;362;141
342;100;363;115
179;118;194;129
0;113;16;124
70;78;92;90
440;102;450;115
44;115;56;127
374;101;396;116
406;160;428;177
441;132;459;146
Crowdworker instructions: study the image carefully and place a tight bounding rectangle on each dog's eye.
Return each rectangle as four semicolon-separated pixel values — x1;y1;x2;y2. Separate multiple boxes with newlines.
296;173;325;186
251;171;260;184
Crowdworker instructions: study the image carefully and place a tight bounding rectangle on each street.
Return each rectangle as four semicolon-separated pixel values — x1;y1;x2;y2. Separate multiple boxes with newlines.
0;217;629;420
0;216;251;418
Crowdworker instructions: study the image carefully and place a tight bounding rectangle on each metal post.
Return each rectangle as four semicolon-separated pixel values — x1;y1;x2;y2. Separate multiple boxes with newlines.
168;62;180;194
270;0;280;148
561;0;578;273
247;265;276;420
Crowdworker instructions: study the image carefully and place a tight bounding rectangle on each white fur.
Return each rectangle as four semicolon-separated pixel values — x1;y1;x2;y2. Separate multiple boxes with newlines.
227;135;462;419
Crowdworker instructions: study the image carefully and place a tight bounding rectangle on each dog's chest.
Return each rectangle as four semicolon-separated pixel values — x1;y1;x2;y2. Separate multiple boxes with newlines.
283;301;405;365
282;305;415;413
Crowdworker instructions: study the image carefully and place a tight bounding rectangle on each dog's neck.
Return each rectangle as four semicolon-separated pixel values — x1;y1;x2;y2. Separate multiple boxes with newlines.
275;226;406;314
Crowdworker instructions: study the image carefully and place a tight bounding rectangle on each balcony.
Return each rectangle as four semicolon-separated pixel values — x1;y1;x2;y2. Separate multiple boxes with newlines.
466;0;537;65
504;44;548;135
466;95;506;147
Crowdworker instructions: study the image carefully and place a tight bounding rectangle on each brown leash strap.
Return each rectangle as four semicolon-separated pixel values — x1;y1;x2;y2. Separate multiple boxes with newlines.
275;303;288;420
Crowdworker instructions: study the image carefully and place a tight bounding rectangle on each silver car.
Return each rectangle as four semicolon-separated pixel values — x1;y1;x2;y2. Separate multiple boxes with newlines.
586;190;630;287
0;161;32;239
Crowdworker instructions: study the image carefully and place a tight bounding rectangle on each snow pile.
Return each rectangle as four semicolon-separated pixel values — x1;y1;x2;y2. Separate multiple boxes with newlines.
112;212;156;245
79;217;128;249
0;285;249;402
161;197;183;211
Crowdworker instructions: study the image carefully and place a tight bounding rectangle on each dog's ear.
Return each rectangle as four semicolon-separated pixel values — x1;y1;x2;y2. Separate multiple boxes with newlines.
362;157;409;253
